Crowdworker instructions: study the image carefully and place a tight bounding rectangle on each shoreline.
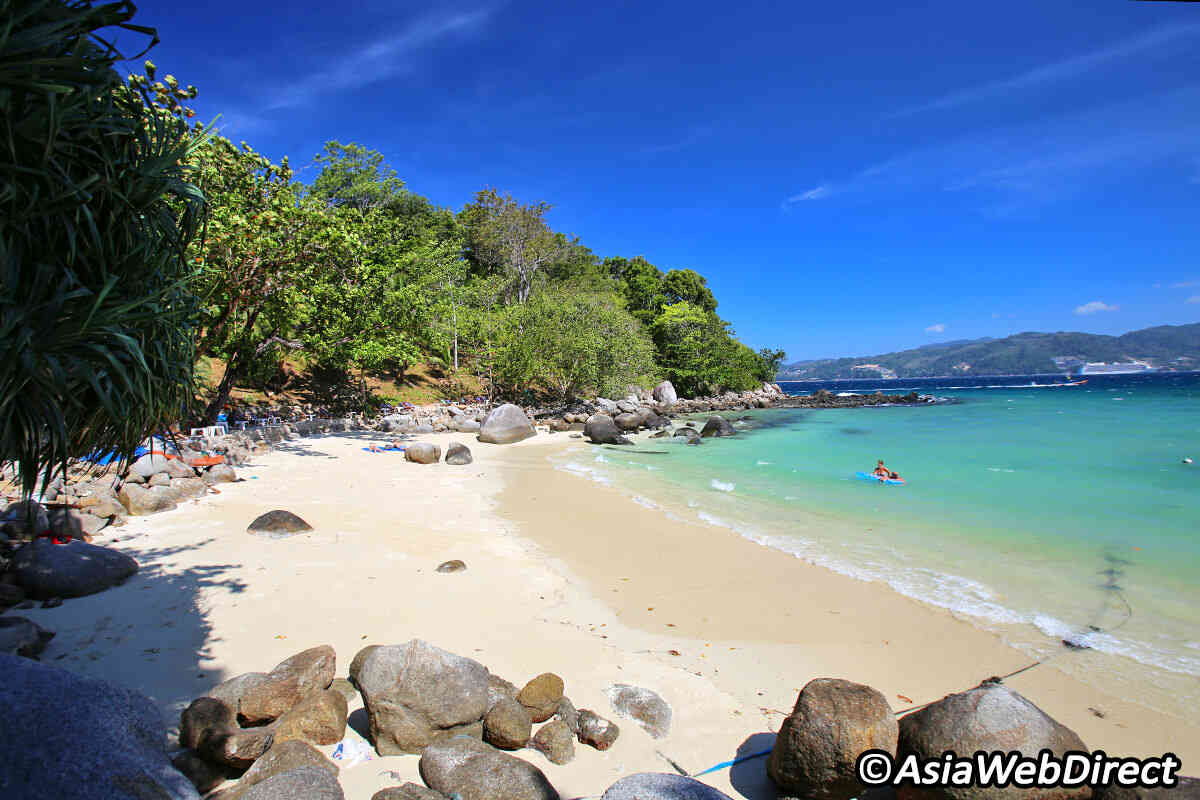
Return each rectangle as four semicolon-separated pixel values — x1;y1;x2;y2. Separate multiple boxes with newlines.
492;434;1200;767
9;428;1196;799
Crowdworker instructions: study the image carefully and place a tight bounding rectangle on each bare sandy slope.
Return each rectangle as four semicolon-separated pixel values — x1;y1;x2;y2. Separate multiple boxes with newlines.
13;429;1196;800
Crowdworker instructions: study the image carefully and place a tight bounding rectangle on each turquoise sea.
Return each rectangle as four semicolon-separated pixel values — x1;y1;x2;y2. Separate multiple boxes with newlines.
552;373;1200;717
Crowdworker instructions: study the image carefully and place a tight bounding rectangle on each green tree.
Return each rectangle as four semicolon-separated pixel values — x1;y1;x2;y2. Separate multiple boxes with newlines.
650;302;763;396
661;268;717;312
755;348;786;382
0;1;205;495
308;140;407;211
492;285;655;400
462;188;566;303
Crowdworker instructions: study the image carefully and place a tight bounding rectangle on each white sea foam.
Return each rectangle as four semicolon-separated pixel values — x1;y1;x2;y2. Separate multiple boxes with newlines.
711;479;735;492
558;462;612;486
986;467;1016;473
631;495;657;509
756;460;772;466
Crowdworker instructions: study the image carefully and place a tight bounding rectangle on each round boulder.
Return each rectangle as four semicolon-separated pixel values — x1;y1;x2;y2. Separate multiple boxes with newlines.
484;696;533;750
445;443;473;465
652;380;678;407
247;510;313;536
11;539;138;599
405;442;441;464
530;719;575;765
897;682;1089;800
477;403;535;445
517;672;564;723
614;413;641;431
767;678;898;800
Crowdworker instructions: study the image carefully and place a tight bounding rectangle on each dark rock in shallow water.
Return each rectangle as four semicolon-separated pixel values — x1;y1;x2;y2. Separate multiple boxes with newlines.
11;538;138;599
602;773;734;800
247;510;313;536
700;416;736;437
585;413;632;445
0;652;201;799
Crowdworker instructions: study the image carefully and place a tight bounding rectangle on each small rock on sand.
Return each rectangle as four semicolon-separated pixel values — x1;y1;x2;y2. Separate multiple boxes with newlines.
436;559;467;573
247;510;313;536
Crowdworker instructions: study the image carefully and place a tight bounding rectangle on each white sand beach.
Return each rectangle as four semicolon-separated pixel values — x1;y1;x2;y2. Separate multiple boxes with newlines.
14;430;1198;799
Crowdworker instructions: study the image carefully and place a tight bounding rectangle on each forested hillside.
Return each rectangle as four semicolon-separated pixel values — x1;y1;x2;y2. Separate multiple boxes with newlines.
187;131;784;422
781;324;1200;379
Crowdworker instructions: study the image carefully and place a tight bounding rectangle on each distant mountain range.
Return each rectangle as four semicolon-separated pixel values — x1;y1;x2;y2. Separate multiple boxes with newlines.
778;323;1200;379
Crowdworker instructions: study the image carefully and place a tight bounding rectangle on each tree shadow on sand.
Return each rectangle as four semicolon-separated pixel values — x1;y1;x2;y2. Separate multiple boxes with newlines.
14;538;246;740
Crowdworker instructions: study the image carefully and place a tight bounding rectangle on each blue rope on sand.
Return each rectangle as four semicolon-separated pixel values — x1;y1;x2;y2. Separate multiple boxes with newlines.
690;747;773;777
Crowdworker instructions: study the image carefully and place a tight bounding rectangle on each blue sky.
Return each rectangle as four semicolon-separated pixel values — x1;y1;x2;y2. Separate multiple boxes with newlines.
121;0;1200;360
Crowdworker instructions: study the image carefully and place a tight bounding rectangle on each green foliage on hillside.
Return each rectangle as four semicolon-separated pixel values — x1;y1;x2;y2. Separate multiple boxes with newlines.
782;324;1200;379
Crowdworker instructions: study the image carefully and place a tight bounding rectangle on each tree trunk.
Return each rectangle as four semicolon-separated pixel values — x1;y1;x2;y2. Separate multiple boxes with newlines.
203;353;241;424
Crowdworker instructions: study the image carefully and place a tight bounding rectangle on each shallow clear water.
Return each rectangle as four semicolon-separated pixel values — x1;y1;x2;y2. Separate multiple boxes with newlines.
553;373;1200;716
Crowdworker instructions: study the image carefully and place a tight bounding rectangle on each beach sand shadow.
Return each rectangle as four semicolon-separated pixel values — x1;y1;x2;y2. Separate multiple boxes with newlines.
13;538;246;740
728;731;776;798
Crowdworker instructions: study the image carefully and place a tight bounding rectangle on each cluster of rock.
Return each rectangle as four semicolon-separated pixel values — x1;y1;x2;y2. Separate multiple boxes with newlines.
774;389;937;409
169;639;675;800
376;405;486;435
764;676;1199;800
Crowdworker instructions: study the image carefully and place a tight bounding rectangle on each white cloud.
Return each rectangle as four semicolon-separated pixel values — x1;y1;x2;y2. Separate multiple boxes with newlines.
925;323;946;333
888;23;1200;119
1074;301;1119;315
1187;296;1200;304
267;9;491;109
784;185;829;205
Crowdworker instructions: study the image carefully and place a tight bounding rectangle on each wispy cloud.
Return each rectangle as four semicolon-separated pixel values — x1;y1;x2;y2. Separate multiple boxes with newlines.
266;9;491;110
781;85;1200;214
1171;280;1200;289
925;323;946;333
1187;296;1200;305
781;185;829;208
888;23;1200;119
639;125;716;156
1074;301;1119;315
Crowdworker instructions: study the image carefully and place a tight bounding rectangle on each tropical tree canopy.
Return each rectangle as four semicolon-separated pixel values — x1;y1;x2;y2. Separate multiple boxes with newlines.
0;0;205;495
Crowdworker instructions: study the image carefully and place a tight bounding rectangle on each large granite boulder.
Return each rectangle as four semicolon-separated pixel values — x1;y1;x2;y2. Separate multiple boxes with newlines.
585;414;632;445
452;418;481;433
354;639;489;754
673;427;701;443
897;683;1089;800
170;477;208;500
272;688;348;746
700;416;736;437
118;482;178;515
652;381;678;407
10;539;138;599
607;684;672;739
767;678;898;800
614;412;641;431
405;442;442;464
1;499;49;537
204;464;238;484
373;784;450;800
237;645;337;724
240;765;344;800
0;652;200;799
602;773;734;800
208;740;338;800
419;736;559;800
445;442;473;465
478;404;535;444
130;452;172;478
0;615;55;658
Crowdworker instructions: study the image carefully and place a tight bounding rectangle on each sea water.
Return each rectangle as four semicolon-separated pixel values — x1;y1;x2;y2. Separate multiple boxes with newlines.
553;373;1200;717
